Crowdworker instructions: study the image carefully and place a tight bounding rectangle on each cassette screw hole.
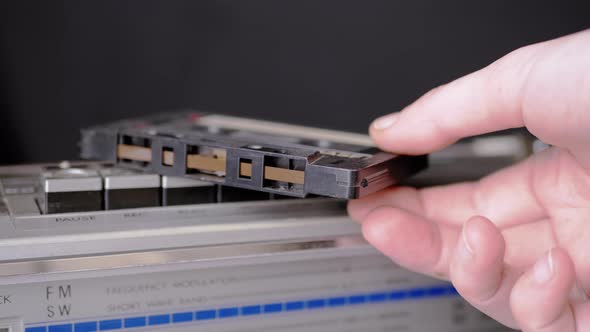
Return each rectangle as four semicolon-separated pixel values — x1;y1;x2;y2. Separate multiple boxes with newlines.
361;179;369;188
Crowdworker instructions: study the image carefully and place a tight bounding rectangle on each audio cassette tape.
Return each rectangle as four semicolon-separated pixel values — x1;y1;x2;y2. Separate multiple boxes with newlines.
80;112;427;199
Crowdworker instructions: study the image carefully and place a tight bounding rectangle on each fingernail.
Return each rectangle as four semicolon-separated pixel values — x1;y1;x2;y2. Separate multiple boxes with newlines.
371;114;398;130
457;219;475;262
533;249;554;285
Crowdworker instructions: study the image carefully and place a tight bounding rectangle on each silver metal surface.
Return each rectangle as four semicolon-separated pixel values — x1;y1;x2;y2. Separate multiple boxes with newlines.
0;174;356;261
162;175;214;188
0;177;37;196
0;159;515;332
198;114;376;147
42;168;102;193
101;168;160;190
4;195;40;216
0;236;367;277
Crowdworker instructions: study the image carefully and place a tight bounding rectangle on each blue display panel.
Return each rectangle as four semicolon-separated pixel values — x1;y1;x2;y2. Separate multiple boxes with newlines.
26;284;458;332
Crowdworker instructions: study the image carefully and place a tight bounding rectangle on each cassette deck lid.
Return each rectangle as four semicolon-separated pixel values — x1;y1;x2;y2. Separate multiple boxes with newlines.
80;112;427;199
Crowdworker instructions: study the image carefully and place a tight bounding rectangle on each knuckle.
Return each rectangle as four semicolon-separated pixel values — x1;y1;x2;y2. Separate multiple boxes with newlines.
484;44;542;125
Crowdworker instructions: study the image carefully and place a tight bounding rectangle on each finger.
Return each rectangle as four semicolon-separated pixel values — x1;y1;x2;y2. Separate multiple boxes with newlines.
369;41;535;154
349;150;547;227
450;216;520;328
350;189;555;266
510;248;577;332
348;187;424;222
370;29;590;169
352;186;555;267
573;302;590;330
361;206;458;279
502;219;556;267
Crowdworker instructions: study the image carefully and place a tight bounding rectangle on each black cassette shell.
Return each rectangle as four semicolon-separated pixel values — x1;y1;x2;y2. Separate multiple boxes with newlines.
80;112;428;199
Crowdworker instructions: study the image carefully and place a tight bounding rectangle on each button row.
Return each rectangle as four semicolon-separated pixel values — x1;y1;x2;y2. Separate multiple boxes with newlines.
41;166;286;214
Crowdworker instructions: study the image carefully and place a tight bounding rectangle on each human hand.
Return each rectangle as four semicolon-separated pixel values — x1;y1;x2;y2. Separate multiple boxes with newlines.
348;29;590;331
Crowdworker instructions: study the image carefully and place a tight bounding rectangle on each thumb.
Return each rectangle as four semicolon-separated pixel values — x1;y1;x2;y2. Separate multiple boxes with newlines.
370;29;590;160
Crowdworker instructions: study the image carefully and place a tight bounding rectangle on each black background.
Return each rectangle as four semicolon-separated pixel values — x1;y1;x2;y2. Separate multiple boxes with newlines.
0;1;588;164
